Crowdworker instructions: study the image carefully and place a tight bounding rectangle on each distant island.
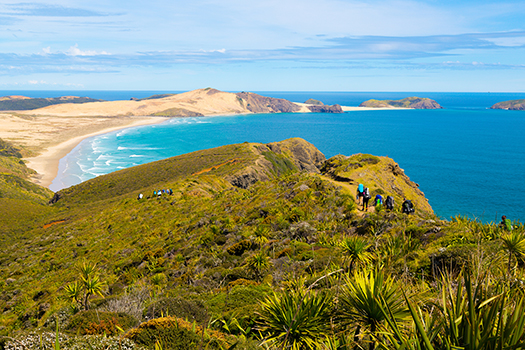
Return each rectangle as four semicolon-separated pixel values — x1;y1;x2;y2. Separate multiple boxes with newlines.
359;97;443;109
490;99;525;110
0;95;104;111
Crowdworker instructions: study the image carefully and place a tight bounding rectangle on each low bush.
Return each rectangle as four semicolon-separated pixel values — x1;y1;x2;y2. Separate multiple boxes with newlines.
125;316;231;350
144;297;208;323
66;310;138;335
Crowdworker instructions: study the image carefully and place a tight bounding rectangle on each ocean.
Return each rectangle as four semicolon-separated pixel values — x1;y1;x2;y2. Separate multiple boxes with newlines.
4;90;523;223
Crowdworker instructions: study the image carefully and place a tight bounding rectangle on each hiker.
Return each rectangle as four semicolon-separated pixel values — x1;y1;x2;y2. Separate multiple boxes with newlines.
500;215;513;231
362;187;371;211
137;193;143;200
402;198;415;214
356;183;364;205
385;195;394;211
169;188;173;195
374;194;383;207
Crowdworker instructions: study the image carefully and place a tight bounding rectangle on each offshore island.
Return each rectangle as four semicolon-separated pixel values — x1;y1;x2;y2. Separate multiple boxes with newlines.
1;89;523;349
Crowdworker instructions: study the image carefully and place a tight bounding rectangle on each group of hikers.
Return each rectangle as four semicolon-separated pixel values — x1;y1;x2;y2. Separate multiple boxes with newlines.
137;188;173;200
356;183;415;214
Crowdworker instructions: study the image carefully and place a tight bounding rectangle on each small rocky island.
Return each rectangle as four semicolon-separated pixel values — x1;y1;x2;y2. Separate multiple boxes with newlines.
490;99;525;110
359;97;443;109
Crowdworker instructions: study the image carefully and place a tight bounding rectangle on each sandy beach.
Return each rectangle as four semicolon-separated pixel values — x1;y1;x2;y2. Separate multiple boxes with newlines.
0;114;168;188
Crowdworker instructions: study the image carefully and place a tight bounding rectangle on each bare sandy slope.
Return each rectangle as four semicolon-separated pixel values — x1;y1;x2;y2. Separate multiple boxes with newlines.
15;88;253;117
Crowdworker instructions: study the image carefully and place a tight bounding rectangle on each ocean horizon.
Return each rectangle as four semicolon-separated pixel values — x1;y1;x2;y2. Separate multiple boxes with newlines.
4;90;523;223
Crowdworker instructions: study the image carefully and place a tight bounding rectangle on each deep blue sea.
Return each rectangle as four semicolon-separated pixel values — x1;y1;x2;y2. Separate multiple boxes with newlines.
3;90;523;223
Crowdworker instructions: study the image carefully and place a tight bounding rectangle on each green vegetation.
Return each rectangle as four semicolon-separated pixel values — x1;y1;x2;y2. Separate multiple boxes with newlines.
134;94;177;101
1;137;524;349
359;97;442;109
491;99;525;110
0;96;103;111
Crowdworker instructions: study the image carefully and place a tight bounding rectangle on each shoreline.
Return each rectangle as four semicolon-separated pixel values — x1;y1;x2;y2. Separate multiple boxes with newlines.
17;102;409;191
25;116;169;190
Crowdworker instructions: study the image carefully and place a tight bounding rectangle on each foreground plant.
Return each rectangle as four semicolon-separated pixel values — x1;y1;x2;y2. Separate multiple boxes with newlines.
382;271;525;350
256;288;332;350
337;268;410;350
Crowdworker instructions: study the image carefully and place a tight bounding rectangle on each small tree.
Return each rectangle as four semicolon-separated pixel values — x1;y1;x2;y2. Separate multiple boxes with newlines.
65;262;106;310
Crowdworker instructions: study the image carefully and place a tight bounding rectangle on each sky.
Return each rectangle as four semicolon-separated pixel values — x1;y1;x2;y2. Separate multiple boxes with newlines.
1;0;525;92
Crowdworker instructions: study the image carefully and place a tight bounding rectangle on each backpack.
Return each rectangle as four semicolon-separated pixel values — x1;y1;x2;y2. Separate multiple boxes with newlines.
386;196;394;208
364;188;371;199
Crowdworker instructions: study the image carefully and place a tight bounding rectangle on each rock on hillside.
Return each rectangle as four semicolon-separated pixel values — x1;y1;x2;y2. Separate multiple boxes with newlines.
490;99;525;110
359;97;443;109
321;153;433;215
229;138;326;188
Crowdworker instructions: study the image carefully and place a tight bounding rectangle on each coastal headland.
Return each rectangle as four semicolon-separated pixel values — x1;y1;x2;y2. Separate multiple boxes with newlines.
0;88;438;190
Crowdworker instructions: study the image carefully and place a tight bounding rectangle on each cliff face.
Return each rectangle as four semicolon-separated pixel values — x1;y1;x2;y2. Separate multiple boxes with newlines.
235;92;302;113
490;99;525;110
359;97;443;109
307;104;344;113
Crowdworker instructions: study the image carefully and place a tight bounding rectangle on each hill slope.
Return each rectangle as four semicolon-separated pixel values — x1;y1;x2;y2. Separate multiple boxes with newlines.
0;138;55;236
1;137;453;349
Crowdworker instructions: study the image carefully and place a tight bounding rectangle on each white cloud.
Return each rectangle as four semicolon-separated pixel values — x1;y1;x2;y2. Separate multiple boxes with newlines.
66;44;110;56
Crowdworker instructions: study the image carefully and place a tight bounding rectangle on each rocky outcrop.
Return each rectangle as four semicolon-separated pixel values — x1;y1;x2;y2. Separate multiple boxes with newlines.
307;104;344;113
227;138;326;188
490;99;525;110
359;97;443;109
265;138;326;173
235;92;302;113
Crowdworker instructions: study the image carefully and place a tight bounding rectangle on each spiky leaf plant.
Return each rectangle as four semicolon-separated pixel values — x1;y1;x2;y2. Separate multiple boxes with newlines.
337;268;410;350
256;288;333;350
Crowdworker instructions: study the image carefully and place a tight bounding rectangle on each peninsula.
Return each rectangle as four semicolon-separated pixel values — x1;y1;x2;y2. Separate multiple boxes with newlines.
359;97;443;109
0;88;343;188
490;99;525;110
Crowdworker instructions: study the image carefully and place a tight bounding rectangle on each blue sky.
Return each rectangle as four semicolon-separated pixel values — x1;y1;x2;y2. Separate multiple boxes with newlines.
1;0;524;91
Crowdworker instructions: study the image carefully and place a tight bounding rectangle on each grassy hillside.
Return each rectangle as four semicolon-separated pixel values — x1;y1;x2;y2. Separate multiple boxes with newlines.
1;138;524;350
0;138;55;237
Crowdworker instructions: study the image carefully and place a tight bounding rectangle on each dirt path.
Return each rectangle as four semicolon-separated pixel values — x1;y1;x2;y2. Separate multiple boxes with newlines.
318;175;376;216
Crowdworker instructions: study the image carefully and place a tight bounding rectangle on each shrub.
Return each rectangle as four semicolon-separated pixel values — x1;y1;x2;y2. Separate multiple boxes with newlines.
125;316;231;350
66;310;138;335
144;297;208;324
227;240;252;256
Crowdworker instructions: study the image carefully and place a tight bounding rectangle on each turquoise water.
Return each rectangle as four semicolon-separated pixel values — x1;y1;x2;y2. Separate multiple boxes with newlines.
35;91;525;222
